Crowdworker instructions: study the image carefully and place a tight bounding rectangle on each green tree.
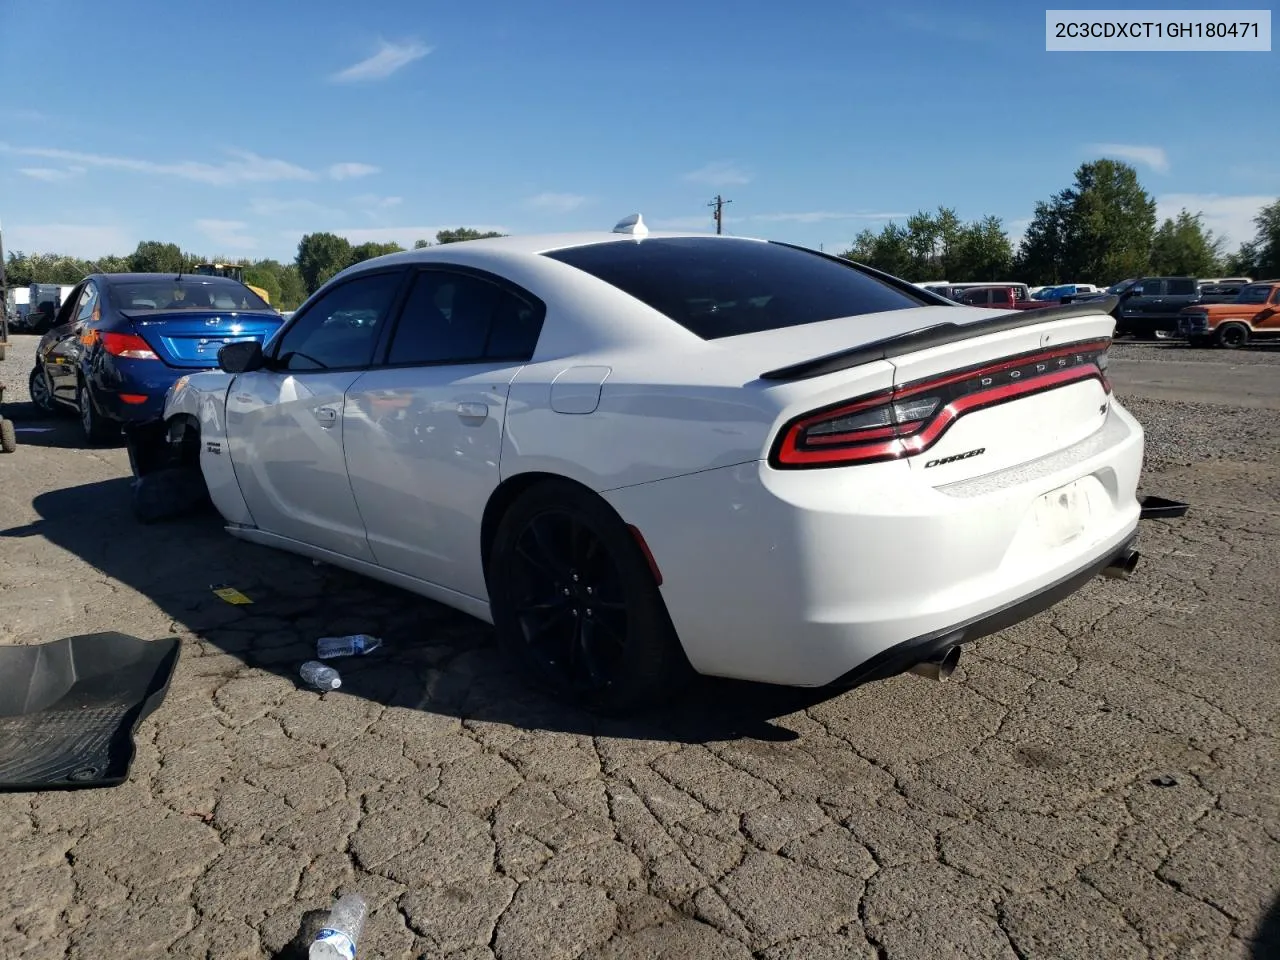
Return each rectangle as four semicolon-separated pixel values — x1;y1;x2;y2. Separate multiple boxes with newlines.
1014;199;1069;285
276;264;306;309
295;232;353;294
435;228;506;244
950;216;1013;281
1149;210;1225;276
413;239;432;249
1015;160;1156;285
243;263;283;305
128;240;186;273
839;223;913;277
1061;159;1156;282
348;241;404;266
1237;198;1280;278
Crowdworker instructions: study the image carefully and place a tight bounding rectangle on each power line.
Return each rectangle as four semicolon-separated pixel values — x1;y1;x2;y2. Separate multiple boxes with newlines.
707;195;732;235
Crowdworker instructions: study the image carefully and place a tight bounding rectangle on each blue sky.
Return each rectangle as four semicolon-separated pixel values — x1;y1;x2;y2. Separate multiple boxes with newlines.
1;0;1276;262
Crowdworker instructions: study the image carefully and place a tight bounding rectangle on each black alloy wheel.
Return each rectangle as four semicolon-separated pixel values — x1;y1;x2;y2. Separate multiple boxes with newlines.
488;479;690;714
509;508;630;695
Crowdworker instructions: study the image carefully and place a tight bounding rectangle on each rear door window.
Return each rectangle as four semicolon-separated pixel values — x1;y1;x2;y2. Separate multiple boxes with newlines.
543;238;926;340
385;270;545;366
1167;278;1197;296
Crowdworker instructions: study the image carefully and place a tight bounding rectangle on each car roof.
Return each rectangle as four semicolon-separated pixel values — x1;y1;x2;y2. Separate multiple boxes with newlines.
377;229;759;263
95;272;247;283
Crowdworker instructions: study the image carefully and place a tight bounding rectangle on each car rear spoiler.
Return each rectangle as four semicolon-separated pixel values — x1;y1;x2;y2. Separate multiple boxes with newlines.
759;296;1121;382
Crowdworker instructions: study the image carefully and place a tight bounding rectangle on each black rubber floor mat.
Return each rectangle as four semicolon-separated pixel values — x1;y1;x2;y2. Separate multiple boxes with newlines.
0;632;180;790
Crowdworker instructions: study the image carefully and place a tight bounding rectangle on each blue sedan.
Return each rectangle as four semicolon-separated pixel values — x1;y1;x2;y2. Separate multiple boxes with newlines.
30;273;284;444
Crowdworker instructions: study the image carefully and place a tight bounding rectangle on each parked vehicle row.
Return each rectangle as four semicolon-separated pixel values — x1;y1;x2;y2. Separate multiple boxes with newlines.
1175;280;1280;348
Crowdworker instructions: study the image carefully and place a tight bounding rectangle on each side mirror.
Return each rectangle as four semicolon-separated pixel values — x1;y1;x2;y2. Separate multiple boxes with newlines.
218;339;265;374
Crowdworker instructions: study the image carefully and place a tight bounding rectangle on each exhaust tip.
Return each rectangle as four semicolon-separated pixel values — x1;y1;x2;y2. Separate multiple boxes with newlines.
907;645;962;682
1103;549;1140;580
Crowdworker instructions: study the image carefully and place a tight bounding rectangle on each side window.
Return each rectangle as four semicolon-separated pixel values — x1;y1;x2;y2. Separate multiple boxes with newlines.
54;285;83;327
1140;279;1163;296
1168;278;1197;296
77;283;99;322
1271;288;1280;305
272;271;404;371
387;270;543;366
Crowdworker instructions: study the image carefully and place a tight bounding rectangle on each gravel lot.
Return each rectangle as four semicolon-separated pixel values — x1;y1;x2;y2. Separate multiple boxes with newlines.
1;332;1277;960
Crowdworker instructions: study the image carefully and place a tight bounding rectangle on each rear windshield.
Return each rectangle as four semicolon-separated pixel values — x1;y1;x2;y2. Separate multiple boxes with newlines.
109;278;271;313
1236;284;1273;304
542;238;926;339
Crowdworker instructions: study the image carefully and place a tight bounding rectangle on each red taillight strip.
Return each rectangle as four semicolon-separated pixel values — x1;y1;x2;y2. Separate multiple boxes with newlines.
771;338;1111;468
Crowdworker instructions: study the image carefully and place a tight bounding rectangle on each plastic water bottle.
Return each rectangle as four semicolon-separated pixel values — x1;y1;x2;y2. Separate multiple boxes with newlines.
300;661;341;691
310;893;367;959
316;634;382;659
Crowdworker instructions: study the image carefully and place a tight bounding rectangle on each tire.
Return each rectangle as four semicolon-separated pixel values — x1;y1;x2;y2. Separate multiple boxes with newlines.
0;419;15;454
487;478;692;714
1215;323;1249;349
28;366;57;415
77;380;119;446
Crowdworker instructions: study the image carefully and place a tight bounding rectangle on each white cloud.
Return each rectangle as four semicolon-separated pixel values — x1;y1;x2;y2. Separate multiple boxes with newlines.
525;192;588;212
196;219;258;250
748;211;908;224
1155;193;1276;249
682;161;752;187
329;162;380;180
4;223;133;258
1087;143;1169;174
0;142;316;185
332;39;432;83
19;165;86;181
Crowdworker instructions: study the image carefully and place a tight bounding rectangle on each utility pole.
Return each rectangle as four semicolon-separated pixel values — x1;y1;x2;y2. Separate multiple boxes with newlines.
708;195;732;235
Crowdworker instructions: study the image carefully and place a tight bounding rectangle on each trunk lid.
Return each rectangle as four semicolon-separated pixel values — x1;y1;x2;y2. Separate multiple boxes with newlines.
762;299;1120;482
888;310;1116;484
125;310;284;368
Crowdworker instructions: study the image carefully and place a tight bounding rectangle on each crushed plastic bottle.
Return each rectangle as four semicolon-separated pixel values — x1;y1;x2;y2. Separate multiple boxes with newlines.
316;634;382;659
300;661;342;692
309;893;367;959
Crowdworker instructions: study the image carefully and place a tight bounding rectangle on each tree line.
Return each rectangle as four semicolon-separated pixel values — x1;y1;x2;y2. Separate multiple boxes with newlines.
3;227;506;311
840;159;1278;285
5;163;1278;309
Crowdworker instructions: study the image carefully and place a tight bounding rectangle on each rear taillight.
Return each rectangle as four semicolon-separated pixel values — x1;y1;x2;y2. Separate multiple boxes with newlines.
101;332;159;360
771;339;1112;469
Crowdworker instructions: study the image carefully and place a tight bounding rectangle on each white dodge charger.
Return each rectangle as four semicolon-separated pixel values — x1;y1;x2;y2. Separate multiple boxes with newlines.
131;215;1178;713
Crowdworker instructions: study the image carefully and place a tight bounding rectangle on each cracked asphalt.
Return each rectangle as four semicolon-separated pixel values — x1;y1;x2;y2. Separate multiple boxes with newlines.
1;333;1277;959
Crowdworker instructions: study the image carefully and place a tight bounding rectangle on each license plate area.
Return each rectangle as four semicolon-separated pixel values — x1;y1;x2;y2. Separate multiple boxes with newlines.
1031;478;1093;547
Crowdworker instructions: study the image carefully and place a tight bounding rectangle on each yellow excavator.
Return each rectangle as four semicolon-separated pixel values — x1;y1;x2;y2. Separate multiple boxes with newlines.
193;263;271;305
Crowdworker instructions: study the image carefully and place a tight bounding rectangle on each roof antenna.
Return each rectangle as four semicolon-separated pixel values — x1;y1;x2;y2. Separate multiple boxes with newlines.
612;213;649;237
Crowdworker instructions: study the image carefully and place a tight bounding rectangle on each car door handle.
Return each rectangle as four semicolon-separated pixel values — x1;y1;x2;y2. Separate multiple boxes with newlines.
315;407;339;426
456;401;488;419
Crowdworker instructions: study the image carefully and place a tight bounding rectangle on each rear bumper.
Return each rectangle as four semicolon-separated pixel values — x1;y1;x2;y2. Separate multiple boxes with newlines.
92;358;185;423
604;402;1146;688
828;531;1137;687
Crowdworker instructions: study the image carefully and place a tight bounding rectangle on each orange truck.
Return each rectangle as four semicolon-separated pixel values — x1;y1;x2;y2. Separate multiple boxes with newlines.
1176;280;1280;348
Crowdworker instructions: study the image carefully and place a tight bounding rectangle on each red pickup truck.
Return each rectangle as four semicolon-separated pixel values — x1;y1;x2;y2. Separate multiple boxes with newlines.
957;285;1055;311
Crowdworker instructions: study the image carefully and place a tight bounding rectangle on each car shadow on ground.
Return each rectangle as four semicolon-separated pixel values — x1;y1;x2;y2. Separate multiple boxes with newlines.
1254;890;1280;959
0;398;105;450
3;476;849;745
